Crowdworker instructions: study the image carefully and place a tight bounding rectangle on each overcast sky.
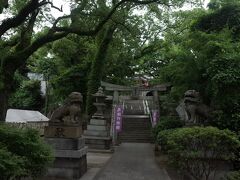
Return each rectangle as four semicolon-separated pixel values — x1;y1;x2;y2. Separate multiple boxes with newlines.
50;0;210;18
0;0;210;28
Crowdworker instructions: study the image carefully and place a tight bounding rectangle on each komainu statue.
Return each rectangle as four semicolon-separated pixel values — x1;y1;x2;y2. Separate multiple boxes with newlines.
176;90;211;125
49;92;83;125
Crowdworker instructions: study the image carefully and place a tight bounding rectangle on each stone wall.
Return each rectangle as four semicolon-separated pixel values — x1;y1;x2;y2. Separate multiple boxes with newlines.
6;122;48;136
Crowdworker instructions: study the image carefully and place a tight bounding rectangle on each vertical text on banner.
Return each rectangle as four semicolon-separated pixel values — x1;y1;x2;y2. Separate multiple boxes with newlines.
115;105;123;132
152;110;159;127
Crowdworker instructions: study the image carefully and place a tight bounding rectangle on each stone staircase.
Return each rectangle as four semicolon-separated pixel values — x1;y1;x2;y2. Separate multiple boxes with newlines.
118;100;153;143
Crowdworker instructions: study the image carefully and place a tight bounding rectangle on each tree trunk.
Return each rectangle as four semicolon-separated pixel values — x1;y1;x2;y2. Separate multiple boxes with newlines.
86;25;116;115
0;89;9;122
0;66;14;122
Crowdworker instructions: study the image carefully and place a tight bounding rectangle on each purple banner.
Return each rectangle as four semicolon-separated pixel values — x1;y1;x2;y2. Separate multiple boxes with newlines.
115;105;123;132
152;110;159;127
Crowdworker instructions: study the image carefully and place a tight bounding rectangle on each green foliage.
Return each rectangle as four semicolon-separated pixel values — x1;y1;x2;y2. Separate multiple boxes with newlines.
193;2;240;36
0;0;8;14
0;147;25;179
86;26;115;115
158;127;240;180
223;170;240;180
155;4;240;132
0;124;53;179
152;116;184;141
9;79;43;110
51;64;88;106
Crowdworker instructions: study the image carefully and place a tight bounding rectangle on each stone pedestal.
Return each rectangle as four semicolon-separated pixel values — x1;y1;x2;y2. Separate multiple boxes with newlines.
83;87;112;151
44;125;87;179
44;126;83;138
83;117;112;151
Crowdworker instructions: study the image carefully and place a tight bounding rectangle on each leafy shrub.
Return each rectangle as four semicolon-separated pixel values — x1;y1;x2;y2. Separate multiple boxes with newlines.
152;116;184;141
223;170;240;180
0;124;53;179
9;80;43;110
157;129;178;152
0;147;25;179
158;127;240;180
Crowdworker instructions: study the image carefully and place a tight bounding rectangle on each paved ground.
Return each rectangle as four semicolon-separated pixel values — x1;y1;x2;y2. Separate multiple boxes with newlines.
80;152;112;180
93;143;171;180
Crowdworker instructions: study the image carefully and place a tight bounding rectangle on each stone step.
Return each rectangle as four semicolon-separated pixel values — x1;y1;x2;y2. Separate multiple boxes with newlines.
119;138;152;141
122;121;151;124
122;129;151;132
122;122;151;125
86;144;108;150
120;135;152;137
119;136;153;139
122;119;150;122
123;123;151;125
87;125;107;131
85;139;106;145
123;121;151;124
123;123;150;125
83;130;108;137
122;121;151;123
119;137;152;140
119;133;152;136
124;111;145;113
122;124;151;128
120;132;152;135
119;136;153;140
122;127;151;129
90;119;107;125
82;136;111;140
119;139;153;143
118;113;153;143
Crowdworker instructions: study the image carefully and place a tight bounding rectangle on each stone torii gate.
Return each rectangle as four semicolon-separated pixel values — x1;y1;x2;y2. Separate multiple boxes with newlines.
101;81;171;145
101;81;171;110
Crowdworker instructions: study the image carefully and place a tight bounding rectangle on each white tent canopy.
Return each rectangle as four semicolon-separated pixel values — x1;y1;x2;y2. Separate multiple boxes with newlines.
5;109;49;123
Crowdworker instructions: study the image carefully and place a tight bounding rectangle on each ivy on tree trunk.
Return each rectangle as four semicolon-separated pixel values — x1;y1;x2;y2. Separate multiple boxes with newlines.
86;25;116;115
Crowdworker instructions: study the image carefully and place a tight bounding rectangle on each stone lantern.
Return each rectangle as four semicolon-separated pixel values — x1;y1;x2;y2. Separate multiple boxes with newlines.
93;87;106;118
83;87;112;151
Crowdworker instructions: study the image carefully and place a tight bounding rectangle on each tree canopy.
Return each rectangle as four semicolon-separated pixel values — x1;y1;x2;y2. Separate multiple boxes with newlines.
0;0;203;120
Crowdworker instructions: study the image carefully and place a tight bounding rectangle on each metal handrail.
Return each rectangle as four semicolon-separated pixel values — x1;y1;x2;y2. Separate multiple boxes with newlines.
143;99;154;127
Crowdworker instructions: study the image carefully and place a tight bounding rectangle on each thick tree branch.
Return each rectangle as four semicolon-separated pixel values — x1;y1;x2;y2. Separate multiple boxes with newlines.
1;0;168;68
54;0;127;35
21;32;69;63
0;36;19;48
16;10;39;51
0;0;39;37
0;0;59;37
54;0;171;36
2;31;69;74
48;1;63;12
51;15;71;31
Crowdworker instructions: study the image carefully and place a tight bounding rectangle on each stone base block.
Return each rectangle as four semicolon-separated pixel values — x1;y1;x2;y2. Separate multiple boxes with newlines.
44;126;82;138
54;147;88;158
46;155;87;179
45;137;85;150
84;137;111;150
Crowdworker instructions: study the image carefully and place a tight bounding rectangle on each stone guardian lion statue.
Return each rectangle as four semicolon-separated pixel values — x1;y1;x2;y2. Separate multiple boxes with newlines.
49;92;83;125
176;90;211;125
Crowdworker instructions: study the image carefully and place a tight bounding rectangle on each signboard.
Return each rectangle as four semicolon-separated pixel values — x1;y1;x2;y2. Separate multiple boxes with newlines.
115;105;123;132
152;110;159;127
